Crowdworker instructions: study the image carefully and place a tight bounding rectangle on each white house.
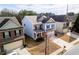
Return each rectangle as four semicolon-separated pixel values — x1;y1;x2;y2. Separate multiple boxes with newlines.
51;15;68;33
22;16;56;40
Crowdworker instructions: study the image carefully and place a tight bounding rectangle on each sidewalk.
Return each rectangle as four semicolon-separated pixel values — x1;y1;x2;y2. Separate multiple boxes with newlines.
67;32;79;39
67;32;79;45
8;48;31;55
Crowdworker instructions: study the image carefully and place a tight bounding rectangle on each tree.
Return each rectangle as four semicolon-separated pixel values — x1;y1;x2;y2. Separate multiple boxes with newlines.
17;10;37;24
72;13;79;32
67;12;74;16
18;10;37;18
0;8;17;17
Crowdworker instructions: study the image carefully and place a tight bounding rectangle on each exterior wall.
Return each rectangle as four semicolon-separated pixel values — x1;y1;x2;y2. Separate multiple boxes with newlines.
4;40;23;53
0;32;3;48
55;22;65;33
22;17;34;39
0;32;3;43
20;29;23;35
10;30;16;39
0;27;24;54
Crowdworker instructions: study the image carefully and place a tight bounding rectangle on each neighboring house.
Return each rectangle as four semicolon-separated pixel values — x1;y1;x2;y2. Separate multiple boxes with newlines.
37;15;47;22
67;14;78;30
22;16;56;40
50;15;68;33
0;17;24;55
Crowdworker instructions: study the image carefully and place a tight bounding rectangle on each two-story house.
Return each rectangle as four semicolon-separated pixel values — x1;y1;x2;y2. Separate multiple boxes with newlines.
0;17;25;55
50;15;68;33
38;15;69;33
22;16;56;40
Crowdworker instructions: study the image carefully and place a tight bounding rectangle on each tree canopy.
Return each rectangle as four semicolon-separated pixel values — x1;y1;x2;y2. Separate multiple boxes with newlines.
0;8;37;24
72;14;79;33
0;8;17;17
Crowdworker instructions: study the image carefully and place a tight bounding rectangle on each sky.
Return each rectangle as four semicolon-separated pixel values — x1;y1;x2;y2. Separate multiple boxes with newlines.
0;4;79;15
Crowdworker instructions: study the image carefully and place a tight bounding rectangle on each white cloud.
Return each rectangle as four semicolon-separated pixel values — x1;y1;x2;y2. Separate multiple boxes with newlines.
0;4;79;15
15;4;67;14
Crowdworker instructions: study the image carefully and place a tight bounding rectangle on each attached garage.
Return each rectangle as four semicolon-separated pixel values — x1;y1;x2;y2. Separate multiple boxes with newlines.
4;40;23;53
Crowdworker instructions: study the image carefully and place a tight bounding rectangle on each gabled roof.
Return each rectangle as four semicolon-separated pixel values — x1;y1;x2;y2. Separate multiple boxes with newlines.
37;15;47;22
23;16;38;24
42;18;55;23
0;17;22;29
47;18;55;23
51;15;66;22
42;18;49;23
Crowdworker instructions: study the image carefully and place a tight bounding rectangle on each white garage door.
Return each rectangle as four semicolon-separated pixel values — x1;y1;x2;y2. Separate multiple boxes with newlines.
4;40;23;52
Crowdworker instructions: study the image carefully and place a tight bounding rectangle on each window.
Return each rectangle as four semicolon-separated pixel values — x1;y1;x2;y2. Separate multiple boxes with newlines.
3;31;11;39
51;24;54;28
34;33;36;38
3;32;5;38
19;30;21;35
24;24;26;26
14;30;19;36
47;25;50;29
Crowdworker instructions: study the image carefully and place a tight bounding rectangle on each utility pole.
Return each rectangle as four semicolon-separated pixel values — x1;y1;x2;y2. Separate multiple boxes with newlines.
67;4;68;15
44;32;48;55
66;4;68;22
66;4;70;32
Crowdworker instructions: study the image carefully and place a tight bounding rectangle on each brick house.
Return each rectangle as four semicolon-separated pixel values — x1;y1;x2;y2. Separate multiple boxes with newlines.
0;17;25;55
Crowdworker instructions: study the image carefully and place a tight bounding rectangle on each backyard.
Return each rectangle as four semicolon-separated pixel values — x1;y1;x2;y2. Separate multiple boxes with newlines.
60;34;76;43
26;39;61;55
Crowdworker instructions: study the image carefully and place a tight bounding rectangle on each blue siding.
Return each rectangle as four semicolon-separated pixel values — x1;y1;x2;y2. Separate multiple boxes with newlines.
22;17;34;38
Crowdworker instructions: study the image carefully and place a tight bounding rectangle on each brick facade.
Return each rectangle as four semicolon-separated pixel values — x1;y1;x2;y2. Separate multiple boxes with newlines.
10;30;16;39
0;27;24;54
0;32;3;47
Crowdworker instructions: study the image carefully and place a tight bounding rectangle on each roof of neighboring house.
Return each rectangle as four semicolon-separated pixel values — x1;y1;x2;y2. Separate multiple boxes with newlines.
37;15;47;22
23;16;39;24
67;14;78;22
42;17;56;23
42;18;49;23
50;15;66;22
0;17;22;29
38;15;66;22
41;15;66;23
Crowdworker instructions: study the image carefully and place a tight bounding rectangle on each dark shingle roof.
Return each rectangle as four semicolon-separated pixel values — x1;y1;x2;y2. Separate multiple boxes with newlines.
51;15;66;22
41;15;66;23
0;18;9;28
42;18;50;23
